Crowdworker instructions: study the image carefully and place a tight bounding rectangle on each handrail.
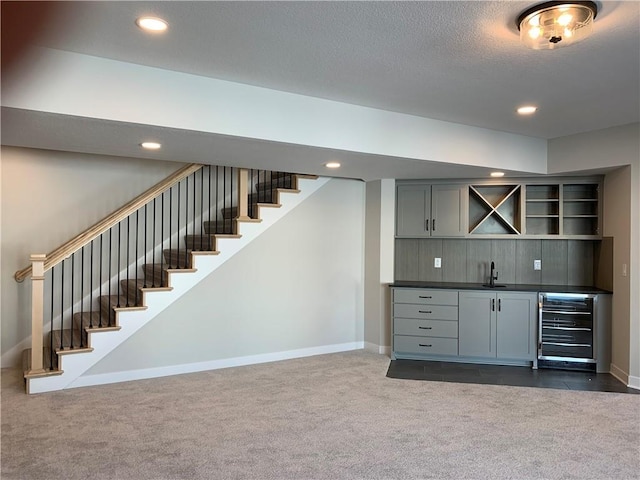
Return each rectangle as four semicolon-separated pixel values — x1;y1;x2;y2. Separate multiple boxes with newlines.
14;163;203;282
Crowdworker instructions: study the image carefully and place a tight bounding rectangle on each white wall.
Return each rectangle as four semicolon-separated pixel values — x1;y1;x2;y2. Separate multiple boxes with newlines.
82;178;365;376
548;123;640;386
0;147;183;366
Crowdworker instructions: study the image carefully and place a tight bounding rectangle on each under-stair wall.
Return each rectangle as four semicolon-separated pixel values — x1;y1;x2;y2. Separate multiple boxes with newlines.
76;177;365;386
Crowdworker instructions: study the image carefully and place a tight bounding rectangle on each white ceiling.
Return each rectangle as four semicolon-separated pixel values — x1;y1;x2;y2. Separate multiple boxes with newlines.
1;1;639;180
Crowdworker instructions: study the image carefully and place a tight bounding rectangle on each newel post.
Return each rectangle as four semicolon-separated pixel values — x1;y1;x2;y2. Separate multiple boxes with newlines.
237;168;250;221
27;254;46;375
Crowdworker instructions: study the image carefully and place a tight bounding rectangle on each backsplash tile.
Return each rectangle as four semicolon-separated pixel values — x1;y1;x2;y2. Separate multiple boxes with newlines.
395;238;598;286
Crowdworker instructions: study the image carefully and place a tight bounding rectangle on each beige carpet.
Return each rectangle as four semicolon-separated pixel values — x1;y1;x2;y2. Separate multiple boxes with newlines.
2;350;639;480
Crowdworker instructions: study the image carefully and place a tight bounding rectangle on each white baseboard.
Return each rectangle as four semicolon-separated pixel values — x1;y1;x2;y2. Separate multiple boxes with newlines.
364;341;391;356
609;363;629;386
69;341;364;389
629;375;640;390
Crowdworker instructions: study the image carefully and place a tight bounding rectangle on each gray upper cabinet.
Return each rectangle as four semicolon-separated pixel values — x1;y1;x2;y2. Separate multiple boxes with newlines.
396;177;602;239
396;184;466;237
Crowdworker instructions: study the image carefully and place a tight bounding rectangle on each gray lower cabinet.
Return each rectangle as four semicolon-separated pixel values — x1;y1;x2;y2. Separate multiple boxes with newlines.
458;291;537;361
392;288;459;359
393;287;537;365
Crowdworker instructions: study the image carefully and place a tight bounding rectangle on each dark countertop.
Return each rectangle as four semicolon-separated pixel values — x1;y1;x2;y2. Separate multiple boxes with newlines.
389;281;612;294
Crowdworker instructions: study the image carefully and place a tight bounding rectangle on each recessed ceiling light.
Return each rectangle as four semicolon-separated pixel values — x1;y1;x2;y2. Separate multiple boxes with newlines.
140;142;162;150
325;162;341;169
490;171;505;177
517;105;537;115
136;17;168;32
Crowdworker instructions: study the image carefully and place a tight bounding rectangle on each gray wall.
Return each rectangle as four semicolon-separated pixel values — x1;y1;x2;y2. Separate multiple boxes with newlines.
1;147;183;366
395;238;599;286
364;180;395;353
603;166;631;381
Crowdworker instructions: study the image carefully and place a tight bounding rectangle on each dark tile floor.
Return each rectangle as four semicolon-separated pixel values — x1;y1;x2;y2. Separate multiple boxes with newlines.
387;359;639;394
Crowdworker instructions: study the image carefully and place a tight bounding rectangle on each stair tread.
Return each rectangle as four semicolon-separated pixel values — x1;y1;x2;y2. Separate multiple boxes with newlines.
99;294;146;309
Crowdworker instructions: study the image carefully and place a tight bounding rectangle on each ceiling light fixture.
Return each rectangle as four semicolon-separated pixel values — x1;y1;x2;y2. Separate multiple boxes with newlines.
490;172;505;178
136;16;168;33
517;105;537;115
140;142;162;150
325;162;341;169
516;1;598;50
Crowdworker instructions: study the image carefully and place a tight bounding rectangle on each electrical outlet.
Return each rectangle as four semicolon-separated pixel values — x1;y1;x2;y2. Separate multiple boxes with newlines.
534;259;542;271
623;264;628;277
434;257;442;268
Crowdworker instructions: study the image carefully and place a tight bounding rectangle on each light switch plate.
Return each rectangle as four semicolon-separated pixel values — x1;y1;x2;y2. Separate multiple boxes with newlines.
434;257;442;268
534;259;542;271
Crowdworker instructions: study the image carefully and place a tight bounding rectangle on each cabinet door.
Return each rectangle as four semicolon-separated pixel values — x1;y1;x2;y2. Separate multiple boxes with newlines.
431;184;466;237
459;291;496;358
496;293;537;360
396;185;431;237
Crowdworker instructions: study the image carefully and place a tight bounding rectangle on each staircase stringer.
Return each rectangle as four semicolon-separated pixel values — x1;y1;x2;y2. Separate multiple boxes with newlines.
26;176;329;393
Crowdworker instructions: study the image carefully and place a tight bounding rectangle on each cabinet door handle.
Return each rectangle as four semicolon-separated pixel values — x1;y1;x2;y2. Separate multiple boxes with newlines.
418;310;432;314
418;296;432;299
432;219;435;231
492;299;495;312
425;219;429;231
419;344;433;348
498;298;501;312
418;326;433;330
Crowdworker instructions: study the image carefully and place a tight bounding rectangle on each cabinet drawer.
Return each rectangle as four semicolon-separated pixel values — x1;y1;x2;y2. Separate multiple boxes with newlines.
393;304;458;321
394;318;458;338
394;289;458;306
394;335;458;356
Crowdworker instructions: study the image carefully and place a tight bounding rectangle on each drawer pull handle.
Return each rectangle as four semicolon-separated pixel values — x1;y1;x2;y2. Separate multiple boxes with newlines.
418;296;432;299
418;326;433;330
419;344;433;348
418;310;432;314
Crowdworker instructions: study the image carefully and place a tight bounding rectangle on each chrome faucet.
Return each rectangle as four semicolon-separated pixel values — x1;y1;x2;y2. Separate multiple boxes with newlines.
489;261;498;288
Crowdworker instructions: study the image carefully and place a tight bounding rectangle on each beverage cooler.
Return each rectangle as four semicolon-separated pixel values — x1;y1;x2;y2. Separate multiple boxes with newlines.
538;292;611;373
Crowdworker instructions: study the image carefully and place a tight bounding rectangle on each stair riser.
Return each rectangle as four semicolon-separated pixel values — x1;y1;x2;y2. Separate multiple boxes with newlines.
185;235;217;250
119;280;143;306
98;298;119;325
162;250;191;269
202;220;235;235
254;176;294;191
73;312;112;330
142;264;168;288
49;329;88;351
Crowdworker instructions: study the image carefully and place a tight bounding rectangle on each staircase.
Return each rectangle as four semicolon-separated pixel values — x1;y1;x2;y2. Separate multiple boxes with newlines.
21;167;326;393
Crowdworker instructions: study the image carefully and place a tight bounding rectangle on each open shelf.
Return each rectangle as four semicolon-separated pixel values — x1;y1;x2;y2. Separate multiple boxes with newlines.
563;184;599;236
469;185;521;235
525;184;559;235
